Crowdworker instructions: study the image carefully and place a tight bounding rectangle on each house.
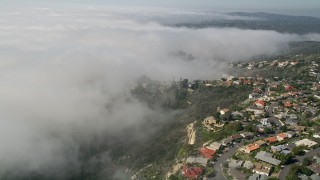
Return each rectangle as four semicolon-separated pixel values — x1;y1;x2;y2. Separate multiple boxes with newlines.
182;165;204;179
274;112;286;120
264;137;278;145
286;118;298;126
199;147;216;159
284;85;295;91
221;137;234;146
243;161;254;169
240;132;254;139
292;125;306;133
202;116;224;130
286;143;297;151
284;101;295;108
298;174;310;180
277;133;288;141
249;93;259;99
230;134;243;141
286;131;296;138
314;156;320;165
253;88;263;94
248;173;267;180
229;159;244;168
246;106;265;115
203;116;217;127
271;145;291;154
313;134;320;139
260;118;271;127
309;164;320;176
255;151;281;166
255;100;266;108
220;108;230;115
288;114;298;119
271;145;288;152
288;91;299;97
295;139;318;147
229;168;247;180
206;142;222;151
254;140;267;147
232;111;244;118
186;156;208;166
310;174;320;180
252;162;272;176
240;144;260;153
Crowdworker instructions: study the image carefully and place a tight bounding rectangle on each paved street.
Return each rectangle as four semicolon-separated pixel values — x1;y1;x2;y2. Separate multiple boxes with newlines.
278;147;320;180
267;102;284;127
208;141;244;180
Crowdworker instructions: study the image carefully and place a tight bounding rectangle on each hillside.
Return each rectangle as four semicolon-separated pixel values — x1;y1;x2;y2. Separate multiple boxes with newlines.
172;12;320;34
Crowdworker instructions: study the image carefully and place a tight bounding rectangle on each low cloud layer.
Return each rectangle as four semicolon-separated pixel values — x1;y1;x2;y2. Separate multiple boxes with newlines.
0;4;319;177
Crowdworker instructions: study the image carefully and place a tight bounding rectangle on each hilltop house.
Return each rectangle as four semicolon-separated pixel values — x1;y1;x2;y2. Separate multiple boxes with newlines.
202;116;224;130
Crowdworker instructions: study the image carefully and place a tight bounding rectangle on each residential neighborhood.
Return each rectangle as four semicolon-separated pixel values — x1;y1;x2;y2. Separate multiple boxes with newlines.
169;57;320;180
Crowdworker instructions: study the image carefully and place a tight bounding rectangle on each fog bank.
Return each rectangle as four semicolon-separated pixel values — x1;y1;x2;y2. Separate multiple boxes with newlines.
0;4;319;177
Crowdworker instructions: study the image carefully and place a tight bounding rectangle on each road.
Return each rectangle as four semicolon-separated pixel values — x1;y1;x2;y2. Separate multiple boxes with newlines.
267;102;284;127
278;147;320;180
207;141;244;180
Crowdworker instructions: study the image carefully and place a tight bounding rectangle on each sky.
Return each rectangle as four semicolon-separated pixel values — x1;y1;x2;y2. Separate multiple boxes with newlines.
3;0;320;17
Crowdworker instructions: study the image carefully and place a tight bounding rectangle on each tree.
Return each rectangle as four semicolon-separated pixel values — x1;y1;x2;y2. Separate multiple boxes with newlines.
300;166;313;176
267;178;279;180
280;125;289;132
302;157;312;166
244;122;257;133
292;146;305;156
274;153;294;165
222;112;232;121
286;165;301;180
214;112;221;121
264;127;274;134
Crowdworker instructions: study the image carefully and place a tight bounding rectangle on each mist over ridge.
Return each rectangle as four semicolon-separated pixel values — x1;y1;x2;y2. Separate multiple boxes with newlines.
0;4;319;178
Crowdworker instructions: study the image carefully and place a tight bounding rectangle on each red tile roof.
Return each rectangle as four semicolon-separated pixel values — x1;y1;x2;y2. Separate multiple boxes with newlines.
284;101;294;107
277;133;288;139
285;85;295;91
182;165;204;179
264;136;277;144
200;147;216;159
255;100;265;107
247;144;260;152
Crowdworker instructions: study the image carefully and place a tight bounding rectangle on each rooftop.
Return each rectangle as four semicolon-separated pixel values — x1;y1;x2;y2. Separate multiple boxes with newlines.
255;151;281;166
